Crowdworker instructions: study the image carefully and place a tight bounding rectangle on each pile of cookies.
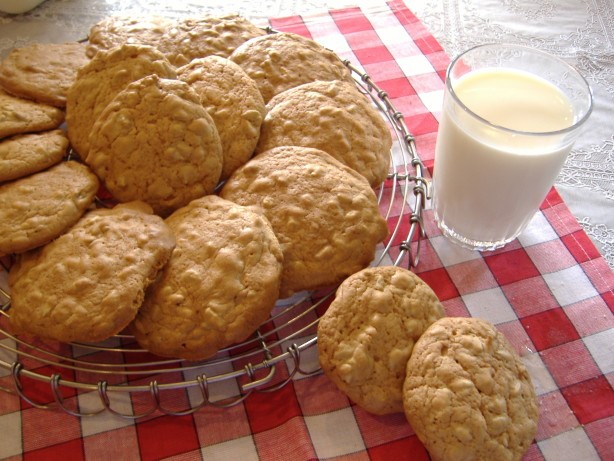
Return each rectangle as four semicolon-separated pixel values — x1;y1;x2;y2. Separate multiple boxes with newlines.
1;12;539;459
0;14;391;359
317;265;539;461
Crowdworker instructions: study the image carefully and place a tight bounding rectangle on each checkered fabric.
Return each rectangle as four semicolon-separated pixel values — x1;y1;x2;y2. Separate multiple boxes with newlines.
1;1;613;460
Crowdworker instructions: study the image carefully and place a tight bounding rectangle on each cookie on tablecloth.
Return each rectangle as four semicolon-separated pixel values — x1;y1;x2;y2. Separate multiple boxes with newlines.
403;317;539;461
158;13;266;66
86;15;175;58
257;80;391;187
0;42;89;108
87;74;222;216
220;146;388;298
229;32;353;103
0;129;69;182
132;195;283;360
318;266;445;415
0;89;64;139
0;160;99;255
8;201;176;343
178;56;265;179
66;43;177;158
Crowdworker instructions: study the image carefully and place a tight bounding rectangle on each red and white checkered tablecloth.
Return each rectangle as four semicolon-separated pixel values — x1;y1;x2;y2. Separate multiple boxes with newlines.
1;1;613;460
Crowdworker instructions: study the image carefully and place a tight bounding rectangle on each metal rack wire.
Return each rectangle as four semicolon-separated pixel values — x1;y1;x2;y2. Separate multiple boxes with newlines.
0;59;429;418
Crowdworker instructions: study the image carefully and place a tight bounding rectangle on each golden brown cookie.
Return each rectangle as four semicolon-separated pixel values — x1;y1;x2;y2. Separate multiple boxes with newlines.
0;42;90;108
257;80;391;187
87;74;222;216
158;13;266;67
85;15;175;58
403;317;539;461
0;129;69;182
0;89;64;139
0;160;99;255
132;195;283;360
66;43;177;158
177;56;265;180
229;32;353;103
8;201;176;343
317;266;445;415
220;146;388;298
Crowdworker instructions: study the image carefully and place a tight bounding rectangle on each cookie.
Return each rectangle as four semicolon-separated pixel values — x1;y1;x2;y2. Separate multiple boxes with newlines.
66;43;177;158
317;266;445;415
132;195;283;360
0;160;99;255
403;317;539;461
229;32;353;103
158;13;266;67
257;80;391;187
220;146;389;298
87;74;222;216
0;89;64;139
86;15;175;58
8;201;176;343
0;42;89;108
177;56;265;179
0;129;68;182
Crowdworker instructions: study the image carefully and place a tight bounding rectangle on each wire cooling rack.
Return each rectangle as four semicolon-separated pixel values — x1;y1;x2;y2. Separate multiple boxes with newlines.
0;58;429;419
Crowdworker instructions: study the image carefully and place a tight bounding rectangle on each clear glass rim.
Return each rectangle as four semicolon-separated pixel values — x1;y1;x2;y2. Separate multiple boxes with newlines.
446;43;594;137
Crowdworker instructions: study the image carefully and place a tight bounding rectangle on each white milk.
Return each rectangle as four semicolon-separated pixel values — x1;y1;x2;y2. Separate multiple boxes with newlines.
432;67;575;249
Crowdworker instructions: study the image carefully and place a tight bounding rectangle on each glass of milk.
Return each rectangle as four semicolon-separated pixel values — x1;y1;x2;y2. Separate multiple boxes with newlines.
432;43;593;251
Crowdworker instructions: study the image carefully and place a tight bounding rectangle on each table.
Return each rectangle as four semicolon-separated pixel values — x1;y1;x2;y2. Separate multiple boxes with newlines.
0;1;613;460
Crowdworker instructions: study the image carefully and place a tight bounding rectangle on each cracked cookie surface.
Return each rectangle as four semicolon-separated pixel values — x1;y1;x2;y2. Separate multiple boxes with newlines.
0;160;99;255
178;56;265;180
158;13;266;66
66;43;177;158
0;129;68;182
257;80;391;187
318;266;445;415
8;201;176;343
220;145;388;298
0;89;64;139
229;32;353;103
0;42;89;108
86;74;223;216
132;195;283;360
86;15;175;58
403;317;539;461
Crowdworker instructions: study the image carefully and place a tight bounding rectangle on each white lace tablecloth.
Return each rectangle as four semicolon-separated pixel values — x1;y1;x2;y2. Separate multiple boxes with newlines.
1;0;612;268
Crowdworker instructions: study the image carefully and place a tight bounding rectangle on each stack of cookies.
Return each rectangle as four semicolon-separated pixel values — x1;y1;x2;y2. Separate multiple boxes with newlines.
317;266;539;461
0;13;391;360
0;41;96;255
1;12;540;458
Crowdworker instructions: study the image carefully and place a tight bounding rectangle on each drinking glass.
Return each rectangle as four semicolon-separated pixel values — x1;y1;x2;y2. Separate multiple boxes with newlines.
432;43;593;251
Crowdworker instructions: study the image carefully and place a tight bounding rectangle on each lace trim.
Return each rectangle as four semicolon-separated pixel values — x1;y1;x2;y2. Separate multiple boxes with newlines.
580;218;614;269
561;136;614;201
